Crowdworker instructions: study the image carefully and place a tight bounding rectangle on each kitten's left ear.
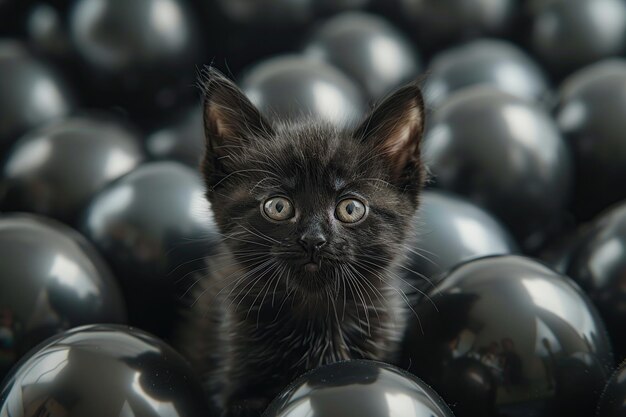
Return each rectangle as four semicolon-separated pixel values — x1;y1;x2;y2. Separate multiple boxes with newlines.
353;83;425;190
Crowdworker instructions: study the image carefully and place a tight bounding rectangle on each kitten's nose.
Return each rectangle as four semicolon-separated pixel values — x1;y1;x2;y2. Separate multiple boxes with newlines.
298;233;327;252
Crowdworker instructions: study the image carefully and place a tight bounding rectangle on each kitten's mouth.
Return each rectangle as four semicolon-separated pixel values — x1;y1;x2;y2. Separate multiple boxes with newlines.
304;261;320;273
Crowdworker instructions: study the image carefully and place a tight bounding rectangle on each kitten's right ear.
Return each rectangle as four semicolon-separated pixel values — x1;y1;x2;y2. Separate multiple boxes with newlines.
201;67;273;187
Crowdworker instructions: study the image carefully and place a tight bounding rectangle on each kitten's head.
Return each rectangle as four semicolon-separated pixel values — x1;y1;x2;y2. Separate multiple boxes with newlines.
201;68;425;304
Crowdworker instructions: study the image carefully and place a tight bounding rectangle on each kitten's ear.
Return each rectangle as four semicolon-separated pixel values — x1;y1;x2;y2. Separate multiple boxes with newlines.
353;83;425;189
201;67;273;185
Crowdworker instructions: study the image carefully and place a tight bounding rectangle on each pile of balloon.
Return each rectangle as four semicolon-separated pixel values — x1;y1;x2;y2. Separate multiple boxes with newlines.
1;0;626;416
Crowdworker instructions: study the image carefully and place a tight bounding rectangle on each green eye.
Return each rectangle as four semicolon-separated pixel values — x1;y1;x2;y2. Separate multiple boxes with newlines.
263;197;294;221
336;198;366;223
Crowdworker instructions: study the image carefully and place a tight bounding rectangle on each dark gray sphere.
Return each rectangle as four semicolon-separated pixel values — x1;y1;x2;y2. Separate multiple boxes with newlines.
424;38;550;108
0;214;126;378
0;116;145;225
305;12;420;101
79;161;219;338
531;0;626;78
410;190;518;283
0;41;73;150
423;87;573;250
554;59;626;221
241;55;366;127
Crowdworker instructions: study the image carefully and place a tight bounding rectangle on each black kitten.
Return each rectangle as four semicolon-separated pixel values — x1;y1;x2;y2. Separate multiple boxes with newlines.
176;68;426;417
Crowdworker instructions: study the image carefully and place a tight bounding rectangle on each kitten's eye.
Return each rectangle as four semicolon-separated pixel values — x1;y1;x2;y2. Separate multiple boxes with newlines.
336;198;366;223
263;197;294;221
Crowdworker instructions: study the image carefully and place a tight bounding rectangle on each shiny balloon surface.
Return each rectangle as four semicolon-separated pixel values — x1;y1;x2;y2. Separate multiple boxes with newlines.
0;41;73;150
0;324;213;417
305;12;420;101
555;59;626;221
596;361;626;417
423;87;572;250
0;116;145;225
400;255;614;417
79;161;219;338
531;0;626;78
424;38;549;108
410;190;518;283
241;55;366;127
264;360;454;417
0;214;126;378
564;202;626;361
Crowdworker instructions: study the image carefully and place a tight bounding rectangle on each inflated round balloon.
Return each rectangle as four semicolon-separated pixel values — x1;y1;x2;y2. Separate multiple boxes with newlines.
146;105;203;168
409;190;518;285
0;214;126;378
397;0;518;51
304;12;420;101
423;87;573;250
264;360;454;417
240;55;366;127
564;202;626;361
0;116;145;225
597;361;626;417
79;161;219;339
400;255;614;417
0;41;73;150
424;38;550;108
531;0;626;78
554;59;626;221
68;0;204;123
0;324;213;417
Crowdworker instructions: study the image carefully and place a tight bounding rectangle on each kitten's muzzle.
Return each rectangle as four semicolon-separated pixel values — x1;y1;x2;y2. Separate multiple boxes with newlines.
297;233;327;253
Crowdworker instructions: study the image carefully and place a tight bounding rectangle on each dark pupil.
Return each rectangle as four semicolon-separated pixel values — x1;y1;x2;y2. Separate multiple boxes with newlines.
275;201;284;213
346;202;355;215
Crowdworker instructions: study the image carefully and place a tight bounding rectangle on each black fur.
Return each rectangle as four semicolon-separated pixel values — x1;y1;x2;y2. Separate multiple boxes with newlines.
176;68;426;417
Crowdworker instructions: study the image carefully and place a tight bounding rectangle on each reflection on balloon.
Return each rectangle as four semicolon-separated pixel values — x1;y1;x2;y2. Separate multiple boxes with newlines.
400;255;614;417
241;55;366;127
423;87;572;250
305;11;420;101
0;214;126;378
0;116;145;225
79;161;219;339
0;324;213;417
264;360;454;417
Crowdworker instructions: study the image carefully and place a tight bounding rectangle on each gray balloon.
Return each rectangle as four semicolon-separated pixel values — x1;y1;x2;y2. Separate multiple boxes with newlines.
145;105;204;168
0;214;126;378
531;0;626;78
423;87;573;250
241;55;366;127
305;11;420;101
409;190;518;284
554;59;626;221
79;161;219;338
0;116;145;225
424;39;550;108
0;41;73;150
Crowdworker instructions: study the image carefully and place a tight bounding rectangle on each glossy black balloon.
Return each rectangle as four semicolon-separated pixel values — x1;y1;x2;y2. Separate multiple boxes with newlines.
554;59;626;221
264;360;454;417
304;12;420;101
0;116;145;225
400;255;614;417
0;214;126;378
423;87;573;250
0;41;73;150
596;361;626;417
79;161;219;339
68;0;204;123
145;105;203;168
564;202;626;361
241;55;366;127
410;190;518;284
531;0;626;78
0;324;213;417
424;39;550;108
